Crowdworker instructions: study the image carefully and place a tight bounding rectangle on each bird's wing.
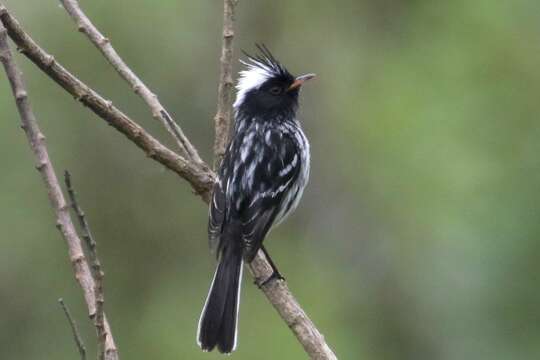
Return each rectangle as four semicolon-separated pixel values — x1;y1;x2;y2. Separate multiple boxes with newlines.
234;131;302;260
209;128;302;261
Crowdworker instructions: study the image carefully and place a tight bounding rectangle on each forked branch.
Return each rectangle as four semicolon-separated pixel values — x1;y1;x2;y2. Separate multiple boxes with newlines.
0;19;118;360
59;0;202;164
0;6;214;202
0;2;337;359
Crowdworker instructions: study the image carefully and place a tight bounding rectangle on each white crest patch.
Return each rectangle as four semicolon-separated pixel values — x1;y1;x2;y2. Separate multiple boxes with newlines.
233;58;282;109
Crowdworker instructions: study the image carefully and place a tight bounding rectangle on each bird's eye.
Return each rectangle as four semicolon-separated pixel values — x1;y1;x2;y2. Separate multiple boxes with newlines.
269;86;283;95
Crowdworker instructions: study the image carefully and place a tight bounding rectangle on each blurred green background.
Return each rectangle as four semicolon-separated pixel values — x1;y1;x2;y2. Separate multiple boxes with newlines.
1;0;540;359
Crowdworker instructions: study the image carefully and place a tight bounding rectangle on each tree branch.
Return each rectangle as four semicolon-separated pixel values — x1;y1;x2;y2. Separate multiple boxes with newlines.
213;0;237;168
249;254;337;359
65;171;107;360
0;5;214;202
0;4;337;359
58;298;87;360
58;0;202;164
0;18;119;360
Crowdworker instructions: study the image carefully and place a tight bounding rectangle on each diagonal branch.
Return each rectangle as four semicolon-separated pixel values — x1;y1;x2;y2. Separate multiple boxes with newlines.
0;5;214;202
58;0;203;164
248;254;337;359
213;0;238;168
0;4;337;359
59;298;87;360
0;20;118;360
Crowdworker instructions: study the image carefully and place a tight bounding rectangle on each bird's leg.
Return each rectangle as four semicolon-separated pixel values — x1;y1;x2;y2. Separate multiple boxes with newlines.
255;246;285;288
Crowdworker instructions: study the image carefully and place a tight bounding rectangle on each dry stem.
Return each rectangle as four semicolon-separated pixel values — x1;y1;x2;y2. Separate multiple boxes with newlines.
0;19;118;360
59;298;87;360
0;6;214;202
213;0;238;168
59;0;202;164
65;171;106;360
0;3;337;359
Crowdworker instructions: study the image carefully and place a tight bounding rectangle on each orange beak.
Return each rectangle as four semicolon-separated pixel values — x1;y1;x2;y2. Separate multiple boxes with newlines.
288;73;316;91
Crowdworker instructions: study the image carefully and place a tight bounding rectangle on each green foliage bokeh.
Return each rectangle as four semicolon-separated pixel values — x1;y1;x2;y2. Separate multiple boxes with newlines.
1;1;540;359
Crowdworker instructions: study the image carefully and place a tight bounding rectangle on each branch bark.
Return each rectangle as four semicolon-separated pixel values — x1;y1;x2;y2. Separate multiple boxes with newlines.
249;254;337;359
65;171;107;360
213;0;238;168
0;3;338;359
0;6;214;202
59;298;87;360
0;20;118;360
58;0;202;164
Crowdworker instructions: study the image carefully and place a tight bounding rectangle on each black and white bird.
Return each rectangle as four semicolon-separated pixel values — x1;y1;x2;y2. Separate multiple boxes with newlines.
197;45;315;354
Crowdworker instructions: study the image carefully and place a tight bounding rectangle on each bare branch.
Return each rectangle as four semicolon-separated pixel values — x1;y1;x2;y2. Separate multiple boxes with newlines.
58;0;203;164
0;19;119;360
249;254;338;360
0;6;214;202
58;298;87;360
213;0;237;167
64;171;106;360
0;4;337;359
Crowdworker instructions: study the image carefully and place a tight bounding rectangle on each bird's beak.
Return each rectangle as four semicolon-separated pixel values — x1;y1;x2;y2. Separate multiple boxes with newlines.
288;73;316;91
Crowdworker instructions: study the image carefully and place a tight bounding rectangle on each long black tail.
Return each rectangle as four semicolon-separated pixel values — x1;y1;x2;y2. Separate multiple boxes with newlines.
197;244;243;353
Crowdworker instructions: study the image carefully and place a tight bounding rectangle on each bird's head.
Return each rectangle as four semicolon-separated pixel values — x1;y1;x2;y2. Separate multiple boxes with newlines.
233;45;315;118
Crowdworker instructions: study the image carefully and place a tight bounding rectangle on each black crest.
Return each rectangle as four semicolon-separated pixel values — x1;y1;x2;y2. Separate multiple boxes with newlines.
241;44;292;78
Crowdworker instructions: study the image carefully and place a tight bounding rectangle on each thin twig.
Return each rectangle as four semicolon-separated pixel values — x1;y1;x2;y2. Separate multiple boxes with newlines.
59;0;203;164
213;0;237;168
0;6;214;202
64;171;106;360
0;19;119;360
0;4;337;359
58;298;87;360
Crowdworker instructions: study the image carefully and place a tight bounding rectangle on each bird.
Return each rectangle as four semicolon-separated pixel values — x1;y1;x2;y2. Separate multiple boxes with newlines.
197;44;315;354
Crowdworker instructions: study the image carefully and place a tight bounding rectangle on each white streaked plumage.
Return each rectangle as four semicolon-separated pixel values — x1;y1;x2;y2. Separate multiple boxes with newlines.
273;121;310;226
200;45;312;354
